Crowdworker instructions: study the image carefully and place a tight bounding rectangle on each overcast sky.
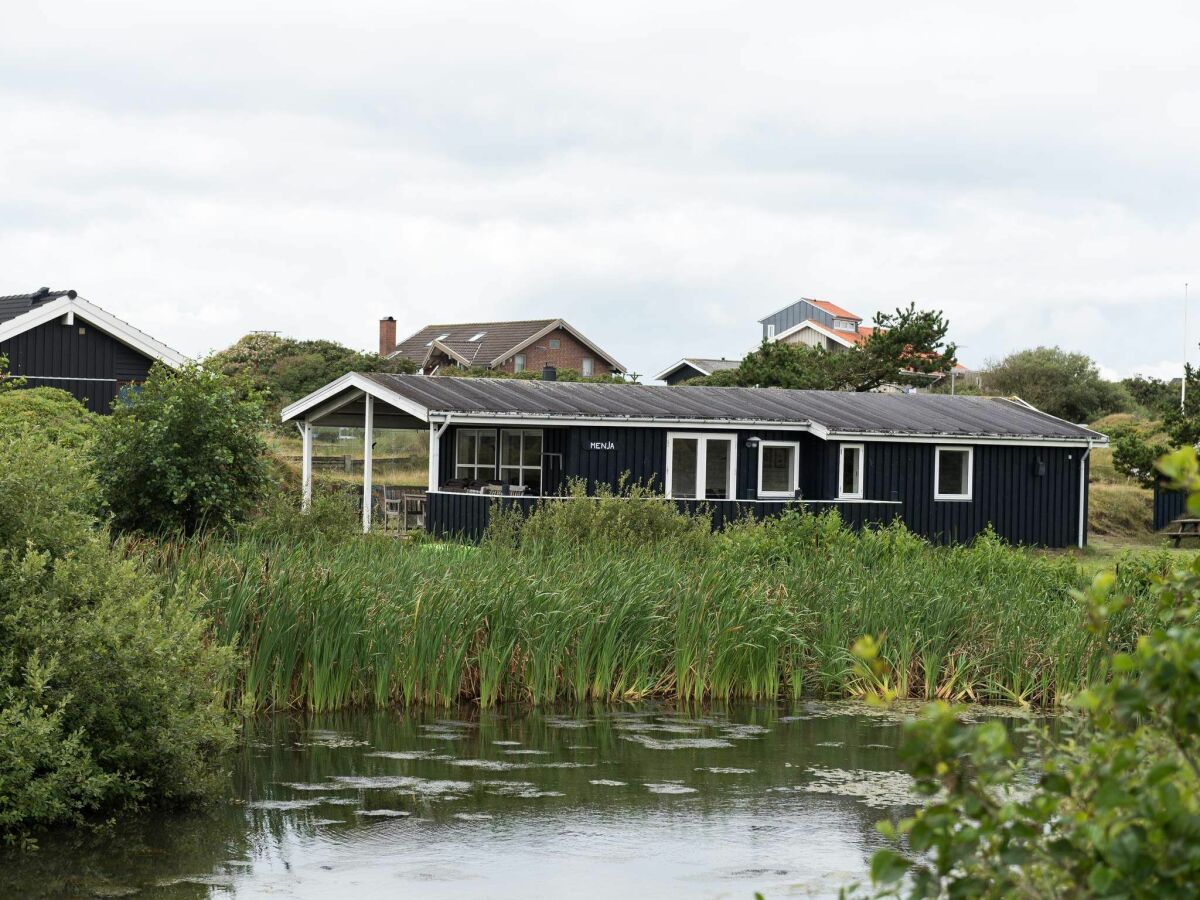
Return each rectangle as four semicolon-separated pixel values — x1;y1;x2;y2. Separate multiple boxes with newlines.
2;1;1194;381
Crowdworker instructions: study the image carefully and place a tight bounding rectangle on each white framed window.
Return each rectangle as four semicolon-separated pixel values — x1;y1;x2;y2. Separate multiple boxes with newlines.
581;357;594;377
514;353;527;372
455;429;497;482
838;443;864;499
666;432;737;500
833;318;857;332
500;429;543;494
548;338;561;350
766;323;776;339
757;440;800;499
934;446;973;501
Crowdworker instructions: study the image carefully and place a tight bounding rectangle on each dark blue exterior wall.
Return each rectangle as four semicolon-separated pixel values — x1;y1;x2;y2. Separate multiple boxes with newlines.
436;423;1087;547
0;319;154;414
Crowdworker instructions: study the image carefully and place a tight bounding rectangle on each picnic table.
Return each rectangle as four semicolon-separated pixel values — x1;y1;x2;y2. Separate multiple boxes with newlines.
1165;517;1200;548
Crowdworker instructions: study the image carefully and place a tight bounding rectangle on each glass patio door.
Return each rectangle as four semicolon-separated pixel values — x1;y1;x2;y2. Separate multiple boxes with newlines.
666;433;736;500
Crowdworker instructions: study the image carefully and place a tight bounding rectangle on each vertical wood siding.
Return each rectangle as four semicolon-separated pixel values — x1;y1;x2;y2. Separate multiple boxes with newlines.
1;319;154;414
425;492;900;542
1154;486;1188;531
431;423;1086;547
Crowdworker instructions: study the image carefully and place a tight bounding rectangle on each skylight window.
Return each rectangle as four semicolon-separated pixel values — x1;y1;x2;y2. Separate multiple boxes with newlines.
468;332;487;341
426;333;451;346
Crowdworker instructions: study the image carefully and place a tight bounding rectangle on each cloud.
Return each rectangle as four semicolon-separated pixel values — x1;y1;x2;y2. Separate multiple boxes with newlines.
0;0;1195;380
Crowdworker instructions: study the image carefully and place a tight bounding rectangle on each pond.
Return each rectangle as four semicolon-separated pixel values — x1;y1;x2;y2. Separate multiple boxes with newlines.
1;702;952;899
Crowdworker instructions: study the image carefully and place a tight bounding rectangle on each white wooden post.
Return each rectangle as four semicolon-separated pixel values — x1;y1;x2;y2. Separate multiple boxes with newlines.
428;421;439;492
362;395;374;534
301;421;313;513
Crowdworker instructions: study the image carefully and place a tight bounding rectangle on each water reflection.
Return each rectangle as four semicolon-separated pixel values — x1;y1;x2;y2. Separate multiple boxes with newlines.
1;702;929;899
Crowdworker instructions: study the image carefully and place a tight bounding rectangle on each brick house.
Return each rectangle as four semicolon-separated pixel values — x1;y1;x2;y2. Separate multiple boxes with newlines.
380;317;626;377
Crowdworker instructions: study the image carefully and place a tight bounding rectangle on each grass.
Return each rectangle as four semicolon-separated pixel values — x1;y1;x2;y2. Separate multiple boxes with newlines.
152;498;1176;714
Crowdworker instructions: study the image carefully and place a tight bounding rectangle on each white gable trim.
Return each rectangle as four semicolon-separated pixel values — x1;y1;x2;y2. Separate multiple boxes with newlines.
281;372;432;424
652;358;713;381
0;296;187;368
427;339;475;367
773;319;858;348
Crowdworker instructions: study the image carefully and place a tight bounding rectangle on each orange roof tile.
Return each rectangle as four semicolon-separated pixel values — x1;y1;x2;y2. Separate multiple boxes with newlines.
809;299;862;321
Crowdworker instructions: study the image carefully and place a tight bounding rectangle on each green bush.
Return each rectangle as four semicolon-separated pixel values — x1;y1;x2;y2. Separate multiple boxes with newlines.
94;364;271;535
0;418;234;845
856;447;1200;898
493;478;711;552
0;388;95;449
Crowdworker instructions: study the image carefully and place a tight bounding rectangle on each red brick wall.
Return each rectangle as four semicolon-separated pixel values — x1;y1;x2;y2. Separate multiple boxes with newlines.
495;328;617;375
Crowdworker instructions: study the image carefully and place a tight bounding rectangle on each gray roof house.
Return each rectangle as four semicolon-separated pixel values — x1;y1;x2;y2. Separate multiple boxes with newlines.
654;357;742;385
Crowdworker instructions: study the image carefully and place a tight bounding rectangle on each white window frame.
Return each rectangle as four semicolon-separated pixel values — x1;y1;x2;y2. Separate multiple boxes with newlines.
581;357;594;377
455;428;498;482
499;428;544;493
665;432;738;500
838;443;865;500
934;445;974;501
513;353;527;373
766;323;776;339
756;440;800;499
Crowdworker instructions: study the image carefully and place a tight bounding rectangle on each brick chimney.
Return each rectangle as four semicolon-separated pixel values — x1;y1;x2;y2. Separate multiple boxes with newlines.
378;316;397;356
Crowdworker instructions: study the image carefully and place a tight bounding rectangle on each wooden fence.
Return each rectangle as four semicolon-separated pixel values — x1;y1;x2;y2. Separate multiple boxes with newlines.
1154;485;1188;532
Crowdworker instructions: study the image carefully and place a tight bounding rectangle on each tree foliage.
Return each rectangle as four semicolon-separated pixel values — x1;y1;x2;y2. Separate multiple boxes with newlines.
0;396;233;845
981;346;1131;422
94;364;271;535
206;332;417;415
691;303;956;392
1123;374;1180;419
857;446;1200;898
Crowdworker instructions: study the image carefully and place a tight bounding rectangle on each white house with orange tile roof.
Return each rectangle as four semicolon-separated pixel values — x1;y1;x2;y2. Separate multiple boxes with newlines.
758;297;877;352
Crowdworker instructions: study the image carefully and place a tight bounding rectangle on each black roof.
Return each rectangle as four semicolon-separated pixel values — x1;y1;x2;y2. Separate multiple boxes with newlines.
0;288;77;326
358;374;1105;442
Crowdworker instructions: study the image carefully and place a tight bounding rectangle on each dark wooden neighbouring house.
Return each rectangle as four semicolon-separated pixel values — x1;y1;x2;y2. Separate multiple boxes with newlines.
282;372;1107;547
0;288;186;413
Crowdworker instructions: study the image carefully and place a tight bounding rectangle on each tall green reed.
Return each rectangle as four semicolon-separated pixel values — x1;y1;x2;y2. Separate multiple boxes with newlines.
152;499;1166;713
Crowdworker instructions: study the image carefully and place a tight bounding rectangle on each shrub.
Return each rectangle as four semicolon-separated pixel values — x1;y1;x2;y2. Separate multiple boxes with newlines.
493;477;712;552
0;388;94;449
1111;429;1171;488
856;447;1200;898
0;417;234;845
94;364;271;535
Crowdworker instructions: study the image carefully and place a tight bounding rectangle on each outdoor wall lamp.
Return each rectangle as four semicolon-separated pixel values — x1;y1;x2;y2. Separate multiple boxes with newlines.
744;436;761;450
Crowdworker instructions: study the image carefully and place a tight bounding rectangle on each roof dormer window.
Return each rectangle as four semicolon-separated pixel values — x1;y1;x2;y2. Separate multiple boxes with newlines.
833;318;857;332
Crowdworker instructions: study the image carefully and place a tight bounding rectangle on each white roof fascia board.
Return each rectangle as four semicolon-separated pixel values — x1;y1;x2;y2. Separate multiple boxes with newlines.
0;296;188;367
426;411;1101;445
428;339;473;367
773;319;856;348
281;373;431;424
652;359;713;381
